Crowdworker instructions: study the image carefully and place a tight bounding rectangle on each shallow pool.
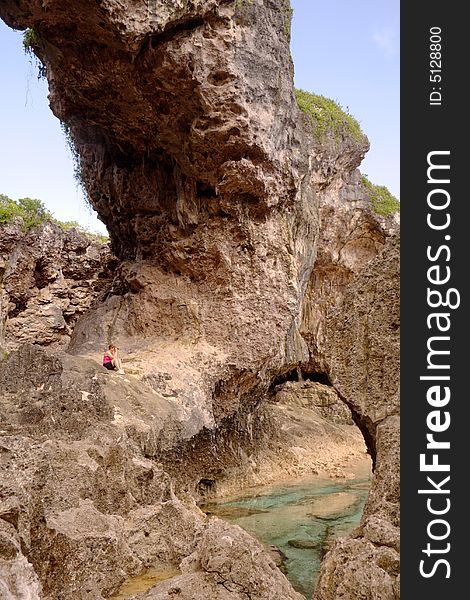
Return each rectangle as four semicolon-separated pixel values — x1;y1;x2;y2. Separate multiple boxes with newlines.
201;469;371;598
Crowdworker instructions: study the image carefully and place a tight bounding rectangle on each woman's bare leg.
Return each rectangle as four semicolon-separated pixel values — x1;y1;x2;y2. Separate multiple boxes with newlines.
113;357;124;373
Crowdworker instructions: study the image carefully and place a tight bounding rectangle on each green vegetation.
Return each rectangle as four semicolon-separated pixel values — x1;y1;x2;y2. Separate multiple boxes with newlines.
22;28;39;54
294;88;365;143
22;28;46;79
60;123;94;215
0;193;109;242
61;122;84;188
283;1;294;41
0;194;51;230
234;0;254;10
361;175;400;216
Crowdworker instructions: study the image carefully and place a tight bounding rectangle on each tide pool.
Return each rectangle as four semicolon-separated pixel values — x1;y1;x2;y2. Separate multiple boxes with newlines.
201;469;371;598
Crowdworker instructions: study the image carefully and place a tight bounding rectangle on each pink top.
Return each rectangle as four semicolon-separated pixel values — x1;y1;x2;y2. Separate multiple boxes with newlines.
103;353;112;364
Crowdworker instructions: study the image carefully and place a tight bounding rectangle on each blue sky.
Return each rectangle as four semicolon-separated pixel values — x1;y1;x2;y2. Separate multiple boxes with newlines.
0;0;399;235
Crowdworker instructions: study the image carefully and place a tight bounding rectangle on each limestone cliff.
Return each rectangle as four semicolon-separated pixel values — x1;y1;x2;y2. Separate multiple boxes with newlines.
0;219;116;349
0;1;399;599
4;0;324;434
0;226;368;599
312;235;400;600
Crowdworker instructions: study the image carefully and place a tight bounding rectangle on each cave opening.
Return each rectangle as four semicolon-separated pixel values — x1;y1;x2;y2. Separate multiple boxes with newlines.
196;478;217;499
196;181;217;198
190;364;373;598
268;367;332;392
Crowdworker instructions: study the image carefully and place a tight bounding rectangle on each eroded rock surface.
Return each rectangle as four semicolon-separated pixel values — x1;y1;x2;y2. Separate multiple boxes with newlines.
158;379;367;500
1;0;328;436
313;237;400;600
274;380;354;425
0;345;303;600
0;220;115;349
301;169;398;374
141;519;304;600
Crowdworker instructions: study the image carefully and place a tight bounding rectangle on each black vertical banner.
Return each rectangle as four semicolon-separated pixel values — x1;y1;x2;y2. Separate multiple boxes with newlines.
401;3;467;599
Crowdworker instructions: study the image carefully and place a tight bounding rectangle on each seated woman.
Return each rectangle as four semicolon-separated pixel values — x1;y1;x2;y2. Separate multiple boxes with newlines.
103;344;125;374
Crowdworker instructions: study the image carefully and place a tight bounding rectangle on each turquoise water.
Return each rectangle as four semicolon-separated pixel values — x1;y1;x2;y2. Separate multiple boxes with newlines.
201;471;371;599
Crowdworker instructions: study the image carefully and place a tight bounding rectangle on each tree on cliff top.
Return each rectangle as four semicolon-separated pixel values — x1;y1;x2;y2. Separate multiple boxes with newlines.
0;194;52;229
0;193;108;241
